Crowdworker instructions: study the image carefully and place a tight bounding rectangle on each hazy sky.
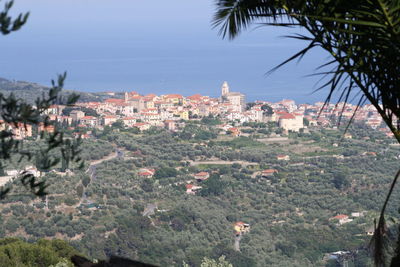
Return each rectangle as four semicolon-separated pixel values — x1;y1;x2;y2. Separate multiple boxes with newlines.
0;0;331;102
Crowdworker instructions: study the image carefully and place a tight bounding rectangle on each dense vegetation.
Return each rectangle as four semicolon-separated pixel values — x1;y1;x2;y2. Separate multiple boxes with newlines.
0;238;79;267
0;121;399;266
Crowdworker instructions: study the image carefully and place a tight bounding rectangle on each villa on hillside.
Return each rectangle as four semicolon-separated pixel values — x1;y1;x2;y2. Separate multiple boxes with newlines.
227;127;241;137
194;172;210;181
330;214;353;225
185;184;202;195
138;168;156;178
261;169;278;177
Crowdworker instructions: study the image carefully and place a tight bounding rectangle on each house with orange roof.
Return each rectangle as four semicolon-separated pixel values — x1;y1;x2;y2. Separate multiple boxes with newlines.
187;94;203;102
194;172;210;181
164;94;184;105
330;214;353;225
105;98;125;106
278;112;303;132
185;184;203;195
138;168;156;178
227;127;241;137
261;169;278;177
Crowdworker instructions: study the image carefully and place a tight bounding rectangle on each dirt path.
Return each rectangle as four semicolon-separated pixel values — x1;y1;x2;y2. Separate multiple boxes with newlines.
187;160;258;166
79;148;125;206
88;150;122;166
234;235;242;251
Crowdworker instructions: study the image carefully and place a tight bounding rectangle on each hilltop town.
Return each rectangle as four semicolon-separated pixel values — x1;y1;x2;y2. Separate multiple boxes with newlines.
2;81;390;140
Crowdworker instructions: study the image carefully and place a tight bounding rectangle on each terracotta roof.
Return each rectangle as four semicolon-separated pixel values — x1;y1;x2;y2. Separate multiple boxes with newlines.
279;113;296;119
262;169;277;174
105;98;125;104
333;214;348;220
81;116;96;120
187;94;202;100
186;184;194;189
165;94;183;99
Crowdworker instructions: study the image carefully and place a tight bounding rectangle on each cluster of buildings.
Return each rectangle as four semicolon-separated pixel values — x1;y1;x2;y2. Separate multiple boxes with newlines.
2;81;391;139
329;212;366;226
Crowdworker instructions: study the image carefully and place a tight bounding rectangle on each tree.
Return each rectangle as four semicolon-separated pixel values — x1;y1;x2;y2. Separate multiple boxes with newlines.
0;1;82;199
261;104;273;116
0;238;78;267
213;1;400;264
184;255;233;267
154;167;178;179
0;0;29;35
111;120;125;130
200;174;226;196
332;172;350;190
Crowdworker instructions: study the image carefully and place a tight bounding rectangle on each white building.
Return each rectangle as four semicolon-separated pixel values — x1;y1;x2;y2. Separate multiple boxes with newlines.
220;81;246;112
279;113;304;132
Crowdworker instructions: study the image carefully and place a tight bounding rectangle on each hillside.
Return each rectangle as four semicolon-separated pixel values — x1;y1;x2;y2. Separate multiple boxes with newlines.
0;121;398;266
0;77;122;103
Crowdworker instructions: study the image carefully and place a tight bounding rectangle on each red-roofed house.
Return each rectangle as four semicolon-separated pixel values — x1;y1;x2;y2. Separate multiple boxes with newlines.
330;214;353;225
227;127;241;137
138;168;156;178
279;112;303;132
105;98;125;105
187;94;203;102
185;184;202;195
261;169;278;177
194;172;210;181
164;94;184;105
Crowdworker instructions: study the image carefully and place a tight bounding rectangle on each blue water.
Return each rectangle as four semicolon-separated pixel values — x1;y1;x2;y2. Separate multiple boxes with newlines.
0;0;337;103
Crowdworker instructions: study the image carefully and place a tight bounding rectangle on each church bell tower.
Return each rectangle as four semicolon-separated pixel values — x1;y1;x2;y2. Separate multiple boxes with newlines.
221;81;230;96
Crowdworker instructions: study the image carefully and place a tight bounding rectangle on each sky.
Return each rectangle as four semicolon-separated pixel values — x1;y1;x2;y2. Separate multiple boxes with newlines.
0;0;332;103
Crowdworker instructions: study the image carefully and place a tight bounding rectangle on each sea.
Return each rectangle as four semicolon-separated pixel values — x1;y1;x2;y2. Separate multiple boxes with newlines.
0;0;344;104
